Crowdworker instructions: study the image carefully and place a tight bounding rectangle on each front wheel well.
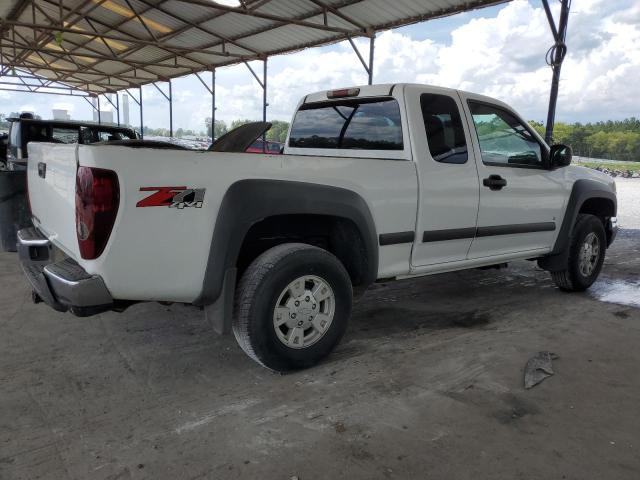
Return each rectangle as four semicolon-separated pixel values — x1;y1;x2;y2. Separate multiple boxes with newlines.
579;197;616;245
236;214;371;288
579;197;615;219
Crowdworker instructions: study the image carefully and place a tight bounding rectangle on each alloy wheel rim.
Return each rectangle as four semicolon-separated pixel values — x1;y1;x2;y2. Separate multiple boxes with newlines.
578;232;600;277
272;275;335;349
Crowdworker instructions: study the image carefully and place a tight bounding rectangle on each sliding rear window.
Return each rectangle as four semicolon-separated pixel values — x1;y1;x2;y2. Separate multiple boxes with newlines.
289;97;403;150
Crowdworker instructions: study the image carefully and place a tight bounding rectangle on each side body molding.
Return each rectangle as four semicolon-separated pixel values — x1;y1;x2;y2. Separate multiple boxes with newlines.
538;179;617;272
193;179;379;307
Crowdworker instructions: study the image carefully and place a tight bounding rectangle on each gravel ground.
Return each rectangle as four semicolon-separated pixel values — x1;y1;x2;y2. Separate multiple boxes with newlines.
1;181;639;480
615;178;640;229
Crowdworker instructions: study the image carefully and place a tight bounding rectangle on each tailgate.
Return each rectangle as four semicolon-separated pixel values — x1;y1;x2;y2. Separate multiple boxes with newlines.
27;142;80;258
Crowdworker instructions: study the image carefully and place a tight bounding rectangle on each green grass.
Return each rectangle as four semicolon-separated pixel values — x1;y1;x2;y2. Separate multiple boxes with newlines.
574;161;640;173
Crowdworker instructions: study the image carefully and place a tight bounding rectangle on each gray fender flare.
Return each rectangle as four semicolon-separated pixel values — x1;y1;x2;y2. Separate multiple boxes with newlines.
538;179;617;272
193;179;378;311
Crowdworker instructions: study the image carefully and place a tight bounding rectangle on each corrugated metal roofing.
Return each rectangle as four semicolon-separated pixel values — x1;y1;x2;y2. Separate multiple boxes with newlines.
0;0;509;95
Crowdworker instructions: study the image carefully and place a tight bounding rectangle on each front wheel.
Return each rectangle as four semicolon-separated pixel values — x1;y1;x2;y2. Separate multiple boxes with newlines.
551;214;606;292
233;243;353;371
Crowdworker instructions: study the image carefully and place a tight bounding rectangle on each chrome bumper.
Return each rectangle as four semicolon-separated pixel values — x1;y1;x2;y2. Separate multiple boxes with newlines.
17;227;113;316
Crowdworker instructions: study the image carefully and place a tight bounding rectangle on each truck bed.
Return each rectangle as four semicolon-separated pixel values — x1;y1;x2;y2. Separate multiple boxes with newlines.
27;142;418;303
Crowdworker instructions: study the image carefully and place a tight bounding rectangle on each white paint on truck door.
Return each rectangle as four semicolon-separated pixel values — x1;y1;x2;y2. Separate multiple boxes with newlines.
461;92;567;258
403;85;480;267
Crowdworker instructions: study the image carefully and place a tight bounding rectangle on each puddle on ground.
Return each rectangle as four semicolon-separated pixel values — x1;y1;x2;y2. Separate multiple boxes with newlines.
589;278;640;308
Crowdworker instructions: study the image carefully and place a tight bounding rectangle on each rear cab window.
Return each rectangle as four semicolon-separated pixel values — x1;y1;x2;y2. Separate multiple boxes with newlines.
420;93;468;164
287;96;407;159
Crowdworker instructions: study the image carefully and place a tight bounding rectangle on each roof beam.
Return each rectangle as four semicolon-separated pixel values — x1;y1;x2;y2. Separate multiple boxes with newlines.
0;0;510;95
172;0;364;35
132;0;261;56
9;0;103;76
306;0;368;31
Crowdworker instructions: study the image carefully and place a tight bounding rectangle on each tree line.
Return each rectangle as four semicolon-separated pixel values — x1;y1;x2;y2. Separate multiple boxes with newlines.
529;118;640;162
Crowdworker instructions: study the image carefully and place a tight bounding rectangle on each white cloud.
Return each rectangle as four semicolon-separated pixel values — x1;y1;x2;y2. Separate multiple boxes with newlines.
205;0;640;126
1;0;638;129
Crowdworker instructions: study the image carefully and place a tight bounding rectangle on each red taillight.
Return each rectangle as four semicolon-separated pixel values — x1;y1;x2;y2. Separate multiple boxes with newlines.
75;166;119;259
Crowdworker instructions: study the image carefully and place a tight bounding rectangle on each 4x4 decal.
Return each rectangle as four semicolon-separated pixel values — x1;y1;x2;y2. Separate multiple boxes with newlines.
136;186;205;209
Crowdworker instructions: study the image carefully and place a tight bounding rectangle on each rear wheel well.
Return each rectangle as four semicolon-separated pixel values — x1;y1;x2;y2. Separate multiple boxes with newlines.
236;214;370;288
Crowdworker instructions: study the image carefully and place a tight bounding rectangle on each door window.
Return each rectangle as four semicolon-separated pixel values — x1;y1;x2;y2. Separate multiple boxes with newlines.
469;102;543;167
420;94;468;164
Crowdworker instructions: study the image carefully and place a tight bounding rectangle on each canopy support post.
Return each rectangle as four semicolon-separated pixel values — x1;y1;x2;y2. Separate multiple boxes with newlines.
152;81;173;138
195;69;216;141
347;33;375;85
169;79;173;138
542;0;571;144
263;58;268;152
126;88;144;138
83;96;99;121
102;93;120;126
368;34;375;85
212;69;216;141
140;87;143;139
244;59;268;152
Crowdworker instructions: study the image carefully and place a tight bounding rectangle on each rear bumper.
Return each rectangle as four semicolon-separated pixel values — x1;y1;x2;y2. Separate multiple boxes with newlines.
17;227;113;316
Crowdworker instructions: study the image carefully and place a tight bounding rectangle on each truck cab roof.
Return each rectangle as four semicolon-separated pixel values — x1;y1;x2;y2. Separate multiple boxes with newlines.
302;83;515;111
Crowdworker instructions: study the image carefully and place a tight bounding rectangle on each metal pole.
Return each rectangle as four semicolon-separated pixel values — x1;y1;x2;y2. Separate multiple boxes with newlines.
139;86;144;139
544;0;570;145
368;34;375;85
263;58;267;153
211;68;216;141
116;93;120;126
97;95;101;124
169;79;173;138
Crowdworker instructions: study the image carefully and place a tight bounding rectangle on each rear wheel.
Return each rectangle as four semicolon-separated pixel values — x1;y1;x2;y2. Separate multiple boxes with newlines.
551;214;606;292
233;243;352;371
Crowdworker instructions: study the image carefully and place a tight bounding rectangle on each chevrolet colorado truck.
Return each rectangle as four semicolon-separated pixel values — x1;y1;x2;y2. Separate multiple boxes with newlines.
18;84;617;371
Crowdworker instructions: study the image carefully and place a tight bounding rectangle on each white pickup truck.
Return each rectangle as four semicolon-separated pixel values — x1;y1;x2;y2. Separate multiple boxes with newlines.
19;84;617;371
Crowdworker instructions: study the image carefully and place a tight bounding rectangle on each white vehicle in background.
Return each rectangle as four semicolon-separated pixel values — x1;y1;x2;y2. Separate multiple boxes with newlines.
18;83;617;371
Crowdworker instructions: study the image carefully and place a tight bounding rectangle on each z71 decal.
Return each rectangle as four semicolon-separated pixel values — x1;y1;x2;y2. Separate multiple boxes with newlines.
136;186;205;209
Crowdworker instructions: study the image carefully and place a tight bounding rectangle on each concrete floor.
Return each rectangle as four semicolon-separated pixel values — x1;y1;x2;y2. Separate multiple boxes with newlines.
2;181;640;480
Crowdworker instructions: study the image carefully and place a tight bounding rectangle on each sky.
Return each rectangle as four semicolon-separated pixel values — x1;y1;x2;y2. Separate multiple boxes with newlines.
1;0;639;133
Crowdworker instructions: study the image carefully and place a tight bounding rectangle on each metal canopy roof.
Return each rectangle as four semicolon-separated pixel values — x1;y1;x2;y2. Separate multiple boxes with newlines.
0;0;508;95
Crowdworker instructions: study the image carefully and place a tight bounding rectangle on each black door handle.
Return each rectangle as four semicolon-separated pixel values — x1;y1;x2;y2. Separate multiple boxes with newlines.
38;162;46;178
483;174;507;190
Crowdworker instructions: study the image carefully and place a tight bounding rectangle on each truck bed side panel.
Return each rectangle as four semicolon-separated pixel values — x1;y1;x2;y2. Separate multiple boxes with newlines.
76;145;418;303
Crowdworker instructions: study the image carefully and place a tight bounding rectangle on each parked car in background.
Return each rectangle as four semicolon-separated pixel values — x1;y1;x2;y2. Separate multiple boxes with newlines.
1;116;138;251
0;133;7;167
245;138;283;154
5;115;138;170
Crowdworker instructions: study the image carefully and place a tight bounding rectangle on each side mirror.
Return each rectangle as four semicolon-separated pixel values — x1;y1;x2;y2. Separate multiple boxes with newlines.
550;143;572;168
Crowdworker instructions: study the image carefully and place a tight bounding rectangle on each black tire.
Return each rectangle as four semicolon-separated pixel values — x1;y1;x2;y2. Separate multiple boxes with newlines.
551;214;606;292
233;243;352;371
